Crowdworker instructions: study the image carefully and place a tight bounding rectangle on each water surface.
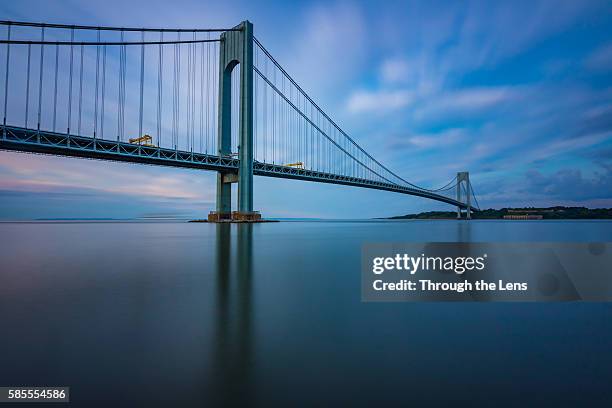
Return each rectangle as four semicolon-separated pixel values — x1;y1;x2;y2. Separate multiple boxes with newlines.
1;220;611;406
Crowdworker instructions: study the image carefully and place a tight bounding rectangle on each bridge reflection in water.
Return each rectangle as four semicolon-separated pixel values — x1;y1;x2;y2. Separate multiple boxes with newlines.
210;224;254;405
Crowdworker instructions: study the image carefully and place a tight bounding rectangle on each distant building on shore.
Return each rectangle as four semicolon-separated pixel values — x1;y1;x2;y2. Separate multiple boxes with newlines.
503;214;543;220
507;208;554;214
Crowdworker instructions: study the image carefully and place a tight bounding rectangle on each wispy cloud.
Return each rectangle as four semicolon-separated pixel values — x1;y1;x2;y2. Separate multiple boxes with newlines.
523;164;612;201
584;42;612;71
380;57;411;84
0;152;215;201
283;2;367;99
413;86;520;120
389;128;466;150
346;89;413;114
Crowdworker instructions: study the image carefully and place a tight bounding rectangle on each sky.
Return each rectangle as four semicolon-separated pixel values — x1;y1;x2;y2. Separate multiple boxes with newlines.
0;0;611;219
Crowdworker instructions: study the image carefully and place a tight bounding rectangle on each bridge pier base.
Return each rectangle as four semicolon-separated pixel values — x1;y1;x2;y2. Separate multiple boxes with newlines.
208;211;262;222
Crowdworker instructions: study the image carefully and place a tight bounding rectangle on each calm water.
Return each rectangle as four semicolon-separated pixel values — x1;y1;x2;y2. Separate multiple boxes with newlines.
1;220;611;406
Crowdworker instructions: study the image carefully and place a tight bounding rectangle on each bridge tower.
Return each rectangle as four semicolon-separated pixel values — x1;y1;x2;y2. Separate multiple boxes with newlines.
456;172;471;220
209;20;260;222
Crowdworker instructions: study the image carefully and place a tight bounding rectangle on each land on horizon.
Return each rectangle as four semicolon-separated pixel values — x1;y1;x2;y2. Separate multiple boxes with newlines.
387;206;612;220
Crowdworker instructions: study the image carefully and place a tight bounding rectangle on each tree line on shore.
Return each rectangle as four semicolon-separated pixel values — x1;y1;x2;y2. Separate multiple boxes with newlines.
388;206;612;220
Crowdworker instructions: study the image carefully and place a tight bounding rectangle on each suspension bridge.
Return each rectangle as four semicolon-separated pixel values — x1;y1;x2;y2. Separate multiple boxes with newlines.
0;20;480;221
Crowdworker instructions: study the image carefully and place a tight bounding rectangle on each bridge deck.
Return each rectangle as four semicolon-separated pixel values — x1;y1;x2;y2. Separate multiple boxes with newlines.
0;126;468;209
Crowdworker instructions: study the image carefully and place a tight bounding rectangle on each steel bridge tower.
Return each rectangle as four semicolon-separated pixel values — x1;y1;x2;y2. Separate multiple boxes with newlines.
209;20;259;222
456;172;471;219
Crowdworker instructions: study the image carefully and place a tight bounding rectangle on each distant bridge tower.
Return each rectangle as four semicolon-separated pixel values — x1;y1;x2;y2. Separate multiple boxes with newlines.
210;20;259;222
456;172;471;219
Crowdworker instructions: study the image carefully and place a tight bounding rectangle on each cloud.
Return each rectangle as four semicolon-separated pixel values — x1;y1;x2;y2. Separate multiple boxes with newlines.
389;128;466;150
527;131;612;163
0;152;215;201
584;42;612;71
414;87;519;120
380;57;411;83
346;89;413;114
523;165;612;201
449;87;515;109
284;2;367;98
449;1;600;71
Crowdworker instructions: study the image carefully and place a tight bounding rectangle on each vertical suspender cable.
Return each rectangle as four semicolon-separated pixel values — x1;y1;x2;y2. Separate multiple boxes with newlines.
176;32;180;150
287;83;296;163
52;44;58;132
297;92;300;166
77;44;83;135
190;32;195;152
295;87;297;165
117;29;126;142
287;80;290;163
117;32;121;141
299;90;302;168
213;41;217;153
172;33;176;149
101;45;106;139
172;32;180;150
263;54;267;163
231;65;235;151
138;30;144;139
37;27;44;132
235;64;238;151
157;32;162;147
94;29;99;138
186;35;191;152
172;38;176;149
118;29;125;141
287;78;289;163
318;110;321;171
282;75;289;160
310;103;313;171
3;23;11;129
291;87;301;165
205;32;210;154
289;83;292;163
122;31;126;140
199;38;203;153
192;34;196;152
327;123;330;173
272;66;276;164
283;76;286;163
177;33;181;150
191;31;196;153
327;122;330;173
123;32;126;141
189;34;192;152
67;27;74;134
299;92;302;166
25;43;31;127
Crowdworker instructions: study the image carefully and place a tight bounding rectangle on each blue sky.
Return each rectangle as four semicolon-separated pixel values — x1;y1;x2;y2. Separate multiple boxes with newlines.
0;0;611;219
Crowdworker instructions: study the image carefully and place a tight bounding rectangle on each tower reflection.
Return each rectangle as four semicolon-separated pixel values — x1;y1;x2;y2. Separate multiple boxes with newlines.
456;219;472;242
211;223;254;405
